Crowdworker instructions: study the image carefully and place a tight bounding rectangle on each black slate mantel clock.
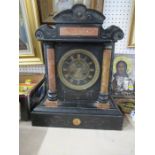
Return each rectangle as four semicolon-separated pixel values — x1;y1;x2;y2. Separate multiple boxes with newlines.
32;4;124;130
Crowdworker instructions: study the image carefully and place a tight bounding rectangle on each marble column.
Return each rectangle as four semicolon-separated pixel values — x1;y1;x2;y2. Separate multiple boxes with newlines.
95;45;112;109
45;44;58;107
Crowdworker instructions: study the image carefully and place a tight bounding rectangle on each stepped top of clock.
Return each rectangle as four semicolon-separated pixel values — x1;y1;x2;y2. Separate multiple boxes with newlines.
53;4;105;24
35;4;124;42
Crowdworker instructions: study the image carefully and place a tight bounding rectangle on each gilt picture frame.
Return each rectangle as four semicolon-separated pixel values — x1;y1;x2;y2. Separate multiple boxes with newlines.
19;0;43;65
112;54;135;97
128;0;135;48
37;0;104;24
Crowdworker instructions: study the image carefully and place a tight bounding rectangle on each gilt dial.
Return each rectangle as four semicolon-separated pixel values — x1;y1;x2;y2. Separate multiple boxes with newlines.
58;49;100;90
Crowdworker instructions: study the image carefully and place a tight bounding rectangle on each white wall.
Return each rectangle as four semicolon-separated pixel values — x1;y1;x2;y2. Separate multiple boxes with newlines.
103;0;134;54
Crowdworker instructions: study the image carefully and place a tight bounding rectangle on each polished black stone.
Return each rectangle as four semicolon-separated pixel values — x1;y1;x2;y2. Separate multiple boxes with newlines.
32;4;124;130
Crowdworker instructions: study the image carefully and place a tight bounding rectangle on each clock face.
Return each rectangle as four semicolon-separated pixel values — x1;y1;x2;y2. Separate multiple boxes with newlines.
58;49;100;90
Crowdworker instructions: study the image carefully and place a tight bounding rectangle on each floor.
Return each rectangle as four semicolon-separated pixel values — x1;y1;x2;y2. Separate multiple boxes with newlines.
19;115;135;155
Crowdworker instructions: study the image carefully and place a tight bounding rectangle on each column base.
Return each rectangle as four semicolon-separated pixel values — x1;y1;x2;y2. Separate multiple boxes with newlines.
44;99;59;108
97;93;109;102
48;90;57;101
95;93;111;109
94;101;110;109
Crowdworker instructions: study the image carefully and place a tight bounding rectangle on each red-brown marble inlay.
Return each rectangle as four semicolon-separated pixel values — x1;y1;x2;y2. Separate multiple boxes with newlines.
60;27;99;36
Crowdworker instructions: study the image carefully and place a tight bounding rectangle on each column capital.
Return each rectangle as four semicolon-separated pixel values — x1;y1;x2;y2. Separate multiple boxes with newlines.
45;43;54;49
104;45;112;50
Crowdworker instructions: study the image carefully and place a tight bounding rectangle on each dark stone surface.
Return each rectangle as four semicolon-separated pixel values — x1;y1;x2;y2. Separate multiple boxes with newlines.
32;4;124;130
53;4;105;24
35;5;124;42
31;97;123;130
32;112;123;130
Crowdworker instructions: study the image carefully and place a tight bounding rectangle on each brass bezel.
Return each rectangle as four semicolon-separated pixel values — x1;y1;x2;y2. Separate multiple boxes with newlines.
58;49;100;91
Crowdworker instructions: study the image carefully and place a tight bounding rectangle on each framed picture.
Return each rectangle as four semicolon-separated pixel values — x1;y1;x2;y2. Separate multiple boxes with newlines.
111;54;135;97
111;54;135;113
37;0;104;24
19;0;43;65
128;0;135;48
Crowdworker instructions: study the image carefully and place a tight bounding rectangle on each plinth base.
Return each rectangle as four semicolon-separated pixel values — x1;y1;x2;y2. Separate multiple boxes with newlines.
31;98;123;130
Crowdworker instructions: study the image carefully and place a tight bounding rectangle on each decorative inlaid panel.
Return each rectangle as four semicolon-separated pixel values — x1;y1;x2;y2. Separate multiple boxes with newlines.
60;27;99;37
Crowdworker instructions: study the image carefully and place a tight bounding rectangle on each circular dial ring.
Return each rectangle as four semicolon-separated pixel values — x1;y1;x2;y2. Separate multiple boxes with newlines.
58;49;100;90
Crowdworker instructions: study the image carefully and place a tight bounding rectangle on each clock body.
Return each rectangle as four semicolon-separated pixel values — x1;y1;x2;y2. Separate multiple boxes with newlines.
32;4;124;130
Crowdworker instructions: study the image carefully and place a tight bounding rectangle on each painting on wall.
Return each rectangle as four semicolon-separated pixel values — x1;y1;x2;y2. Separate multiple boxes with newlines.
19;0;33;55
128;0;135;47
112;54;135;97
19;0;43;65
111;54;135;114
37;0;104;23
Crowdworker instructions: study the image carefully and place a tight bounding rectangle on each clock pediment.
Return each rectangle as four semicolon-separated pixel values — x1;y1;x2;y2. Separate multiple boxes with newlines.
35;4;124;42
53;4;105;24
